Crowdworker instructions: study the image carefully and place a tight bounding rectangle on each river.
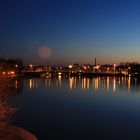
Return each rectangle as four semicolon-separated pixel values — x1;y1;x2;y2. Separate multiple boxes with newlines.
1;76;140;140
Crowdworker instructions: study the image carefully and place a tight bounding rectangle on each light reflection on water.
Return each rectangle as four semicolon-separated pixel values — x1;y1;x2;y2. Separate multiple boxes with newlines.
1;77;140;140
1;76;137;95
23;76;140;140
28;76;140;95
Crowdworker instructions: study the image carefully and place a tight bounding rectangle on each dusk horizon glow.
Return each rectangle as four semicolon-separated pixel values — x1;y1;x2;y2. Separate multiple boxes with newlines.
1;0;140;66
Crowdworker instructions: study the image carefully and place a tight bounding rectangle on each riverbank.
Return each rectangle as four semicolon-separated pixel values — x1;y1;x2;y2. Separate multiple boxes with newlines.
0;122;37;140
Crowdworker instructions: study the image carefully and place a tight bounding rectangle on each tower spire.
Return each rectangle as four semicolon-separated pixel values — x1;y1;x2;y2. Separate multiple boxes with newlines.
95;58;97;66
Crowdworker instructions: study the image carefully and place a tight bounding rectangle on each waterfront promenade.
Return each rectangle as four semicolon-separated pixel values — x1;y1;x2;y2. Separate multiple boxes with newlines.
0;122;37;140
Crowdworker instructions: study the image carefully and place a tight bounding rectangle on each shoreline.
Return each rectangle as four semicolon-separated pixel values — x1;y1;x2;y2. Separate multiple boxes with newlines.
0;121;37;140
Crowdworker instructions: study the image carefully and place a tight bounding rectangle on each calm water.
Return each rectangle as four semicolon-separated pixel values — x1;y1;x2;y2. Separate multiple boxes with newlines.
1;76;140;140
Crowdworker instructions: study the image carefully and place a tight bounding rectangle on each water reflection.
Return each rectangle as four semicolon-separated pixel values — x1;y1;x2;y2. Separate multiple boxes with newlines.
106;77;109;91
94;77;99;90
69;77;75;90
6;77;140;140
29;78;38;89
56;76;62;87
128;77;131;92
0;78;22;95
113;77;116;92
45;78;51;87
81;78;91;90
31;76;140;94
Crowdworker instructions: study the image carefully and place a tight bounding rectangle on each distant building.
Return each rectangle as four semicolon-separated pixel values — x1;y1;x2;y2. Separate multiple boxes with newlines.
130;64;140;77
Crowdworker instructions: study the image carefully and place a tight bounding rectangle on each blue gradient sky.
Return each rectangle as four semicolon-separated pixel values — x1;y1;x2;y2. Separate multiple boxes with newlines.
1;0;140;65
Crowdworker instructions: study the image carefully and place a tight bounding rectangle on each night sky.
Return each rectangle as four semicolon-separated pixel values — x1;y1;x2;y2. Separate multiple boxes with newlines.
1;0;140;65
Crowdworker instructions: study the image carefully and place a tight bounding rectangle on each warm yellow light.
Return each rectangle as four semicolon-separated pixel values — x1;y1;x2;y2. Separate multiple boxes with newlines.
113;77;116;92
107;77;109;91
58;72;62;75
82;78;87;90
69;65;73;69
10;71;15;74
128;77;131;92
30;64;33;68
3;72;5;75
69;77;74;90
29;78;33;89
15;80;18;88
94;78;99;90
58;75;62;86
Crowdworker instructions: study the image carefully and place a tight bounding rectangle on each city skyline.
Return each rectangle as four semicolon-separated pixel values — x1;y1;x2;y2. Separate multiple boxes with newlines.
1;0;140;65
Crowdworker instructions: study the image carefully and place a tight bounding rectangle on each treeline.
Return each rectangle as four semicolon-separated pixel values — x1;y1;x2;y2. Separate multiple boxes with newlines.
0;57;23;73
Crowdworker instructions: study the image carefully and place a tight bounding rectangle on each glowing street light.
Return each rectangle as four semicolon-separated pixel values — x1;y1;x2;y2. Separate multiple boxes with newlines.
69;65;73;69
29;64;33;70
114;64;116;73
96;65;99;69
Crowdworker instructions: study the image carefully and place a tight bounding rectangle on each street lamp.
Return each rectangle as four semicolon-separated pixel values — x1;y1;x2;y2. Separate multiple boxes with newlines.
114;64;116;73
